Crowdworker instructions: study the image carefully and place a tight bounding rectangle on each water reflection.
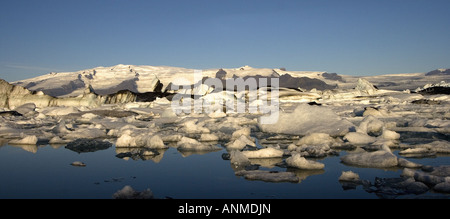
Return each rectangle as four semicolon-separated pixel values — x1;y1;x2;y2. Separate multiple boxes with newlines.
1;136;448;199
115;147;167;163
287;168;325;183
10;144;38;153
178;149;221;157
249;158;283;168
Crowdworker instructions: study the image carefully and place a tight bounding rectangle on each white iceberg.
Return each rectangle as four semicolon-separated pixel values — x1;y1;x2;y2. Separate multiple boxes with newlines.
259;104;354;137
343;132;377;145
286;154;325;170
338;171;360;181
176;137;221;151
241;147;284;159
226;135;256;150
341;146;398;168
9;135;38;145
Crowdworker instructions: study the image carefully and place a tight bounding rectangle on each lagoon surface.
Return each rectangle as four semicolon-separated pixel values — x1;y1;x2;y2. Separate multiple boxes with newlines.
1;143;449;199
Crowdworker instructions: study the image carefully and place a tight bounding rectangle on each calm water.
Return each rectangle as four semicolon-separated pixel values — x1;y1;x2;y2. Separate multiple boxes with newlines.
0;144;449;199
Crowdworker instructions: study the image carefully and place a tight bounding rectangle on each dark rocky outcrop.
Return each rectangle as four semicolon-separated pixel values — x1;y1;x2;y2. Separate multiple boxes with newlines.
0;111;23;117
417;86;450;95
65;138;112;153
322;72;345;82
279;74;337;91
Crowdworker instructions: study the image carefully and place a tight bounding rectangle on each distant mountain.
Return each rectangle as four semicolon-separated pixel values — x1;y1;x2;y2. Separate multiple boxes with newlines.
425;68;450;76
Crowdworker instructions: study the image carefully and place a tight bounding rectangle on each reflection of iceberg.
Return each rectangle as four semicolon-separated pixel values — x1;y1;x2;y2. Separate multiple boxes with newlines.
10;144;38;153
115;147;167;163
0;138;9;147
286;168;325;183
177;149;221;158
48;143;66;149
248;158;283;168
176;137;222;153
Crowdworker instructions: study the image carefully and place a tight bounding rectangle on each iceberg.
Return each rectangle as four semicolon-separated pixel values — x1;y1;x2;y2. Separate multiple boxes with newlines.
259;104;354;137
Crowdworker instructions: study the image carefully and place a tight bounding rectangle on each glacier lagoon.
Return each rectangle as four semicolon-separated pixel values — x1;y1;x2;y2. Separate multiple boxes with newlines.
1;141;449;199
1;65;450;199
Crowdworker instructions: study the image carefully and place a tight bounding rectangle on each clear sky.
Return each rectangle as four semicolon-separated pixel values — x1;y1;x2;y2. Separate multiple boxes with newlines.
1;0;449;82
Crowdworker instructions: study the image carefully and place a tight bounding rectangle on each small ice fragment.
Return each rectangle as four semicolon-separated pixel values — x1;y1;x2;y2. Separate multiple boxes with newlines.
70;161;86;167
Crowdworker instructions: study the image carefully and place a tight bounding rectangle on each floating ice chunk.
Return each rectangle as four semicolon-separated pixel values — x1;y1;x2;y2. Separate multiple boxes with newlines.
145;135;167;149
401;141;450;154
381;128;400;140
357;116;384;134
294;144;338;158
52;120;72;135
116;133;136;147
0;126;23;139
241;146;284;158
362;107;390;117
399;148;432;155
428;141;450;154
9;135;38;145
259;104;354;137
81;113;100;120
235;170;299;183
286;154;325;170
161;134;183;142
287;143;298;151
161;108;178;118
226;135;256;150
13;103;36;117
49;136;71;144
397;158;422;168
434;182;450;193
355;78;378;95
296;133;342;147
64;128;106;140
199;133;219;142
207;110;226;118
338;171;360;181
341;149;398;168
401;168;416;178
231;127;251;140
177;137;221;151
40;106;80;116
230;150;251;167
180;119;210;134
112;185;154;199
412;170;447;186
343;132;377;145
70;161;86;167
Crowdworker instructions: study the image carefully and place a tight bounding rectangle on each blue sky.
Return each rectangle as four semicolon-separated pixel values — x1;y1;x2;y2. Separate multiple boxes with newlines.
1;0;449;82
